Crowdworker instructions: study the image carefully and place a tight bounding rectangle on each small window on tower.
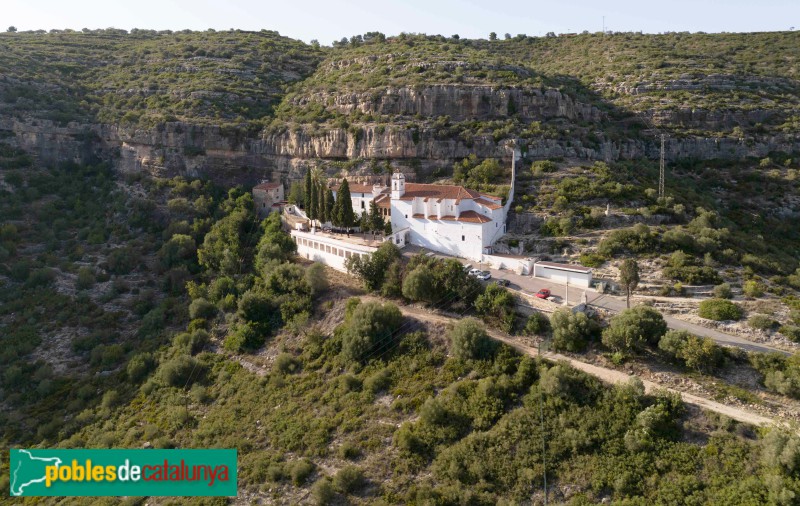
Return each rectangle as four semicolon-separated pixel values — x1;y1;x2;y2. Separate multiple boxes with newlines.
462;235;465;241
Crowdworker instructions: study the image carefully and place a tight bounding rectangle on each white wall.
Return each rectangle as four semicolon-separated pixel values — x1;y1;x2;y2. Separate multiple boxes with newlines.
482;254;534;275
292;230;377;272
392;201;487;261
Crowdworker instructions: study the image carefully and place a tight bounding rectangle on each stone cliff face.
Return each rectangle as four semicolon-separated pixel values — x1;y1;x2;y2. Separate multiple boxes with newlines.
297;85;603;123
2;83;799;185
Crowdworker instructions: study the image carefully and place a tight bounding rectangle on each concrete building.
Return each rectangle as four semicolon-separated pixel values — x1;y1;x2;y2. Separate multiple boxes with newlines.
253;182;285;217
533;261;593;288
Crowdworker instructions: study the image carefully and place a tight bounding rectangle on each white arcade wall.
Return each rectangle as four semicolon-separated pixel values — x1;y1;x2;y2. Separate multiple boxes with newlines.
291;230;378;272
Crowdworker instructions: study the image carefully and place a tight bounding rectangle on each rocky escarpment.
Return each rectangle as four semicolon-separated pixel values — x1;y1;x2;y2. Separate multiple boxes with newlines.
296;85;604;123
2;83;799;186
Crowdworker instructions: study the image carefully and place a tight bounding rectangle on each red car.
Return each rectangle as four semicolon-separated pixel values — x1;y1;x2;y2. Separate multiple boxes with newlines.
535;289;551;299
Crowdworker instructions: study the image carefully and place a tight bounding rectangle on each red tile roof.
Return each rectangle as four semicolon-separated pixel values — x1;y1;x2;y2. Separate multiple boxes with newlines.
474;198;503;210
457;211;492;223
254;182;281;190
399;183;482;201
374;194;391;208
439;211;492;224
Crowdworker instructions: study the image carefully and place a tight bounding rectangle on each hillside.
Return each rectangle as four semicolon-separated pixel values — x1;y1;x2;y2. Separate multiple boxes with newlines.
2;27;800;505
0;29;798;183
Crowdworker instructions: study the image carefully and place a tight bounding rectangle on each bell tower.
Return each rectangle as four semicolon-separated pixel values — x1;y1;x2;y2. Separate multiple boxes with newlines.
391;171;406;199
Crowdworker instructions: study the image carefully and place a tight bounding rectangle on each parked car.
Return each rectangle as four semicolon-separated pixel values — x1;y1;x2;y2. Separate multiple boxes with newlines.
535;288;551;299
468;268;482;277
476;271;492;281
494;278;510;287
463;264;473;272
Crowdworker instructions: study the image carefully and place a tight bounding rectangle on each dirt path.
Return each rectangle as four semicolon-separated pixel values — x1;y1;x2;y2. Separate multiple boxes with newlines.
396;304;781;428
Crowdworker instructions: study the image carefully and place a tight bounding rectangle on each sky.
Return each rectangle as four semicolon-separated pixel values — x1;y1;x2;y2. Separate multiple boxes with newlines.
2;0;799;43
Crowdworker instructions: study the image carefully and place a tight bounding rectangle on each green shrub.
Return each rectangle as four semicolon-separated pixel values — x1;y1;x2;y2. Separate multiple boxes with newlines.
208;276;236;303
189;297;217;320
742;280;765;298
224;323;265;352
101;390;120;409
75;267;96;290
332;466;365;494
363;368;392;394
339;301;403;364
550;308;595;352
311;478;335;505
289;459;315;486
523;312;550;335
448;318;496;360
26;267;56;287
748;314;776;331
237;290;276;326
658;330;723;373
474;283;516;332
602;306;667;353
157;355;203;387
305;262;328;296
698;299;743;321
579;252;606;268
273;352;300;374
780;325;800;342
402;264;437;303
173;329;209;355
713;283;733;299
338;442;362;460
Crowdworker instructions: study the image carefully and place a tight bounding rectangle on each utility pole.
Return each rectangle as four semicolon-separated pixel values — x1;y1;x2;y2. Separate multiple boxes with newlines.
658;134;666;199
602;16;605;34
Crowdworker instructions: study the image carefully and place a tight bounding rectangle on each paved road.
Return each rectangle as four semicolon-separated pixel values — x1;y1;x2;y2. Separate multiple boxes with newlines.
405;248;791;356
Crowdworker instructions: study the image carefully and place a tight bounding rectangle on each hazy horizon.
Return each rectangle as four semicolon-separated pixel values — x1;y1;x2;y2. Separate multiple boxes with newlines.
2;0;798;44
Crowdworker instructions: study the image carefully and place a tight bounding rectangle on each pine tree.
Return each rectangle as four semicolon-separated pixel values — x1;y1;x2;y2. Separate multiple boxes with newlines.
337;179;356;229
619;258;640;309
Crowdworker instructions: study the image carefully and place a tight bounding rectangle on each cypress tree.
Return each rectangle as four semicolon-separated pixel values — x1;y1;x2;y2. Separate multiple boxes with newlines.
317;181;326;224
307;176;317;221
369;201;384;233
325;187;335;226
303;169;312;210
331;186;342;227
337;179;356;229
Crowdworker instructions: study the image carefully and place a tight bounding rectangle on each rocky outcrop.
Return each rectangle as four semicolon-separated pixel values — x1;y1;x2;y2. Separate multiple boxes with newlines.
0;118;111;166
297;85;603;123
2;85;799;187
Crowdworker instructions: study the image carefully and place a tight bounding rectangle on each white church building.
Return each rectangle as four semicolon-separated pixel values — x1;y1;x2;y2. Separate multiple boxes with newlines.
328;170;511;262
388;172;507;261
